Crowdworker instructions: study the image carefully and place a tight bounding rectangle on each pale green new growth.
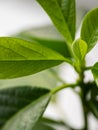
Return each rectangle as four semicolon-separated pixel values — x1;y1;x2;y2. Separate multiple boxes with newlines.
73;39;88;61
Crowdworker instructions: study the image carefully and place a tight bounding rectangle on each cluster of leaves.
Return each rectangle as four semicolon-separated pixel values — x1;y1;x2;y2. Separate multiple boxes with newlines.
0;0;98;130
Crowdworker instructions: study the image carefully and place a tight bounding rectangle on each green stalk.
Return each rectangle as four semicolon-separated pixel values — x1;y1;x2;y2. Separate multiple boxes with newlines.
51;83;77;94
81;94;88;130
85;66;93;71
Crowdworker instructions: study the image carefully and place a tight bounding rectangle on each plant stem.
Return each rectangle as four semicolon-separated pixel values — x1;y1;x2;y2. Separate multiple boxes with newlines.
84;112;88;130
51;83;77;94
85;66;93;71
82;100;88;130
80;83;88;130
78;63;88;130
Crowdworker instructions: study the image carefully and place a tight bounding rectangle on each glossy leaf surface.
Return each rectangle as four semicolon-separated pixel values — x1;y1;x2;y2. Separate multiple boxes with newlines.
0;37;66;79
37;0;76;44
17;25;71;57
18;34;71;58
81;8;98;51
57;0;76;39
0;86;50;130
92;62;98;86
73;39;88;61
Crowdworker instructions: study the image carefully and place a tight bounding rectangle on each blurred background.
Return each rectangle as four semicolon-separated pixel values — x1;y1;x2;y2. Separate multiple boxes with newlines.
0;0;98;130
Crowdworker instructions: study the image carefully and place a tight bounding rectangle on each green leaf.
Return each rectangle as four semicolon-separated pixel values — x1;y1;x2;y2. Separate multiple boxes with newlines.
0;86;50;130
92;62;98;86
0;68;60;89
41;117;74;130
36;0;76;44
0;86;49;127
87;83;98;118
57;0;76;40
41;117;65;126
0;37;67;79
18;33;71;58
72;39;88;73
73;39;88;61
91;84;98;99
33;123;55;130
88;100;98;118
30;39;71;58
16;25;71;58
81;7;98;51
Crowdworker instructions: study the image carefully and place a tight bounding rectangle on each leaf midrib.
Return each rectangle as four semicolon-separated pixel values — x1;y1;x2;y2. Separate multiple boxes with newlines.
0;44;47;59
52;0;73;42
40;0;72;43
2;92;51;127
0;91;50;130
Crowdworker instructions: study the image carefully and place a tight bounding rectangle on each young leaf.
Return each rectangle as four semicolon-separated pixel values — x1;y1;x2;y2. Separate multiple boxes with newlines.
92;62;98;86
81;7;98;51
0;86;50;130
36;0;76;44
0;37;68;79
73;39;88;61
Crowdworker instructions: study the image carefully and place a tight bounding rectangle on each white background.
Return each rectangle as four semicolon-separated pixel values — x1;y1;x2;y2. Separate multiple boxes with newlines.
0;0;98;36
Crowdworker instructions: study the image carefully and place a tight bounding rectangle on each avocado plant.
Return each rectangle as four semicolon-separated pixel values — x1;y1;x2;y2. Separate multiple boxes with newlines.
0;0;98;130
